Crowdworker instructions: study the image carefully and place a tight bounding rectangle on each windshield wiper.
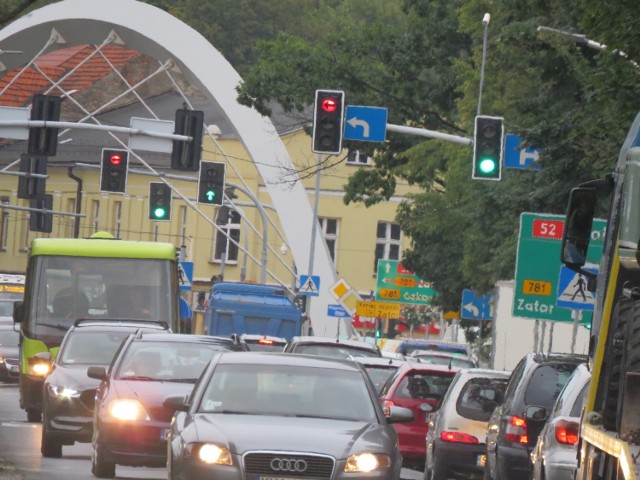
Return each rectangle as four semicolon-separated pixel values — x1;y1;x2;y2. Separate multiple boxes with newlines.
118;375;155;381
167;378;197;383
37;322;69;331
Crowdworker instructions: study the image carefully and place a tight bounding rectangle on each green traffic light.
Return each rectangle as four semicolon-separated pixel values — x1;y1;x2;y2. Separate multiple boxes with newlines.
153;207;166;219
205;190;216;202
479;158;497;174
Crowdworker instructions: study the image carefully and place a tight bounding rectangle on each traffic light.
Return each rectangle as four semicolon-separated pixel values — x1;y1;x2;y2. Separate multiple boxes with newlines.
472;115;504;181
312;89;345;154
375;318;383;338
29;194;53;233
17;154;47;200
171;109;204;171
197;161;225;205
100;148;129;193
148;182;172;221
28;94;62;156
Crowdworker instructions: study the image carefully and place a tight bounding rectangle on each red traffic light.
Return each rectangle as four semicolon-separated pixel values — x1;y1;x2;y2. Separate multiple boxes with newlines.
321;98;338;113
109;154;122;166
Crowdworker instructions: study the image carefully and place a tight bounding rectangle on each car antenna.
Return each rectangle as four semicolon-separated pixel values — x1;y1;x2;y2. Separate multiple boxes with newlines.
448;357;453;371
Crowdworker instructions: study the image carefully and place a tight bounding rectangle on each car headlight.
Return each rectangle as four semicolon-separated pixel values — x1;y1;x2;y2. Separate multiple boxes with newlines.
48;384;81;398
0;356;4;364
108;399;150;421
345;453;391;472
186;443;232;465
31;362;51;376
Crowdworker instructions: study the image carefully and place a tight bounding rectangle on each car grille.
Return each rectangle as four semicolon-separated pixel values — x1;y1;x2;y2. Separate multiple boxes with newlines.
244;452;334;479
79;389;97;410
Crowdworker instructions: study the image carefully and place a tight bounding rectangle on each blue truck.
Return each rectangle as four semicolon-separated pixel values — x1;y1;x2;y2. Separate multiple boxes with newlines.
204;282;305;341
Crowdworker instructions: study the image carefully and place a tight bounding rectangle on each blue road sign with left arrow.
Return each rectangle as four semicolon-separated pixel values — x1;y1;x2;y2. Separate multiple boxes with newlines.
461;289;493;321
344;106;388;143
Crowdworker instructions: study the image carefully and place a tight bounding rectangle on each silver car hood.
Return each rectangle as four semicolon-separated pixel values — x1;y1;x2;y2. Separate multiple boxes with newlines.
192;414;397;459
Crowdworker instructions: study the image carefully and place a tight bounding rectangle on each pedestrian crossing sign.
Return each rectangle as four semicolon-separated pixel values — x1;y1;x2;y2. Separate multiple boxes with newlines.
556;265;598;311
299;275;320;296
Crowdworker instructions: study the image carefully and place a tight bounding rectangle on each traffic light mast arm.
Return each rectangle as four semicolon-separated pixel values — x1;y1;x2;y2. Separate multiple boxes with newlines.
386;123;472;146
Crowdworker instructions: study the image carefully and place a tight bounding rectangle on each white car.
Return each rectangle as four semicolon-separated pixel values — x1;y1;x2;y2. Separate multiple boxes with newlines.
530;363;591;480
425;368;510;480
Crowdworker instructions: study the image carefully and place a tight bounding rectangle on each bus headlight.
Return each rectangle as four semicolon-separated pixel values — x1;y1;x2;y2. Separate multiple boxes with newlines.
31;362;51;376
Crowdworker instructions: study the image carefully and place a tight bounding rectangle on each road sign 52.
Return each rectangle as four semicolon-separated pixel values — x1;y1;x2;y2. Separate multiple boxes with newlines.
532;219;564;240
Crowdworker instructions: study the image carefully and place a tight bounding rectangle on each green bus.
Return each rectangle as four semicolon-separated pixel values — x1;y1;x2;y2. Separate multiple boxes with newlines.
13;233;180;422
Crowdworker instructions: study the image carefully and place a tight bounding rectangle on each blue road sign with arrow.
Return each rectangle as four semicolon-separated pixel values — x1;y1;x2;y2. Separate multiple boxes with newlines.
461;289;493;321
343;106;388;143
504;134;542;170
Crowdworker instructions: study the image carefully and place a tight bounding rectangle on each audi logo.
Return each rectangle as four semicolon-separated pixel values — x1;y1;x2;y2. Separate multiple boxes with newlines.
270;458;308;472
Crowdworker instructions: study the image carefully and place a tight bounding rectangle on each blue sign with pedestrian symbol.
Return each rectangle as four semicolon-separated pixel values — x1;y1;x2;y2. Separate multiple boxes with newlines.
299;275;320;297
178;261;193;291
461;289;493;321
556;265;598;311
343;106;388;143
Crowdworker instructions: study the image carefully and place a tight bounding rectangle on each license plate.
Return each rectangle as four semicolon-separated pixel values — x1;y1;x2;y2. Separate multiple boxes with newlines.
160;428;170;440
476;454;486;467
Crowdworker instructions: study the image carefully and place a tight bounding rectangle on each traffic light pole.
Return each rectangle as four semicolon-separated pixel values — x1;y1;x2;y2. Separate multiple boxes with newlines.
386;123;472;146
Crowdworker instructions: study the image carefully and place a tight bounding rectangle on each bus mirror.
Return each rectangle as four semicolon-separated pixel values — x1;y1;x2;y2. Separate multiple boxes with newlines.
13;301;23;323
561;187;597;267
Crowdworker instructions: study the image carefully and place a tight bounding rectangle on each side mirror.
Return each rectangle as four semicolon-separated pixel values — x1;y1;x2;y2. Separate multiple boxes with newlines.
13;301;23;323
561;187;597;267
525;405;549;422
87;366;107;381
163;394;190;412
387;405;415;424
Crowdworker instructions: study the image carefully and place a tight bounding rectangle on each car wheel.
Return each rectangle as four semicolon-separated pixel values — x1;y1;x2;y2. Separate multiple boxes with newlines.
428;450;447;480
27;408;42;423
91;442;115;478
41;423;62;458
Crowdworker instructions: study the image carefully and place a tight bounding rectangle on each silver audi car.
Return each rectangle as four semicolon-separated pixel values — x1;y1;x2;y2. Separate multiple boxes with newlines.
164;351;414;480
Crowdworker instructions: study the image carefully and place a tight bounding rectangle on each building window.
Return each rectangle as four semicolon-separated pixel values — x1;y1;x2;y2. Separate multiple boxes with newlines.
66;198;76;238
212;211;241;263
112;201;122;239
91;200;100;233
0;205;9;251
347;150;371;166
319;217;338;263
180;206;188;246
374;222;401;273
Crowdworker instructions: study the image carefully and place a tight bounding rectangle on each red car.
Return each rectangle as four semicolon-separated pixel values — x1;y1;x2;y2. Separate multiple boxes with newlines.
379;362;460;470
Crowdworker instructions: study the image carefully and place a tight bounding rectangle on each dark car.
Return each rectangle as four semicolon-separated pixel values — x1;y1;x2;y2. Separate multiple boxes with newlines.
352;356;404;394
0;325;20;382
40;320;171;458
164;352;415;480
485;352;588;480
379;361;460;469
283;335;382;358
240;334;287;352
89;332;243;478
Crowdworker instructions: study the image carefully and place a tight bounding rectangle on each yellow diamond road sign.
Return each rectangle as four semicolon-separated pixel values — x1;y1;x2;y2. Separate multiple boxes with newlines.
356;301;401;319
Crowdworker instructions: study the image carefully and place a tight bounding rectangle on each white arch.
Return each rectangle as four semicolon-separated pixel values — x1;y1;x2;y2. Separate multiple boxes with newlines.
0;0;345;336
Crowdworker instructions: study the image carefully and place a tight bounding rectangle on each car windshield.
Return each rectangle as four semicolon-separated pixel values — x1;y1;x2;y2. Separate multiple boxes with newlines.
117;341;224;381
524;364;578;409
364;365;399;394
59;330;132;365
456;377;509;421
198;363;378;422
294;344;379;358
0;329;19;346
395;371;455;401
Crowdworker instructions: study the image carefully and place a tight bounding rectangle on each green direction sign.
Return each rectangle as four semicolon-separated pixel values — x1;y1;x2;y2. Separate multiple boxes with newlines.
375;259;436;305
513;212;606;322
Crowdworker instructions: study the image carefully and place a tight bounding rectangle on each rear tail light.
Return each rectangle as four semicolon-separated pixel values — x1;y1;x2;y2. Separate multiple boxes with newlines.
505;416;528;444
383;400;394;417
555;419;580;445
440;431;479;444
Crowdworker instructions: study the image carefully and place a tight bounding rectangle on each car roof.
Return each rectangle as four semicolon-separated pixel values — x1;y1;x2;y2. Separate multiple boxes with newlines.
71;320;170;332
526;352;589;365
216;351;365;371
288;335;379;351
352;357;403;367
398;361;462;375
240;334;287;343
134;333;238;346
455;368;511;379
399;339;469;353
